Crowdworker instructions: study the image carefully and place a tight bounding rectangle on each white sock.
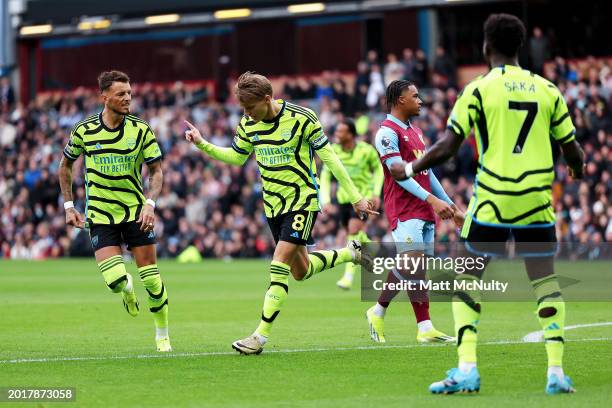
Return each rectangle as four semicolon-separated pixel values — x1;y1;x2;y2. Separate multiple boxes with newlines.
155;327;168;340
255;333;268;345
417;319;434;333
547;366;564;378
373;303;386;317
122;274;133;293
459;362;476;374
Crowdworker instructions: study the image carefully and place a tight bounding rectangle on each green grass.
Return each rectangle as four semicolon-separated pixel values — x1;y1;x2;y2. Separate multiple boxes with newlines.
1;259;611;407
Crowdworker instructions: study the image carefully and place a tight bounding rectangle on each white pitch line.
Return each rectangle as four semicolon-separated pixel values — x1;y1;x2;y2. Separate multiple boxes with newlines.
1;337;611;365
522;322;612;343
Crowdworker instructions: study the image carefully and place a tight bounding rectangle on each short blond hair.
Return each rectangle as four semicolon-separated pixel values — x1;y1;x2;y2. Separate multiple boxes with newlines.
235;71;273;102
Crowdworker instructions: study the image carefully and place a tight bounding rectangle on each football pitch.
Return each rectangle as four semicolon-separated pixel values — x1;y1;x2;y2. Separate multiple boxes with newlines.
1;259;611;407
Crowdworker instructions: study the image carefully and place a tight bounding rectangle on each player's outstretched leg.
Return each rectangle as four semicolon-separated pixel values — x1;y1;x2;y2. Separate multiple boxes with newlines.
138;264;171;352
337;231;369;290
527;258;575;394
304;240;369;281
430;273;481;394
232;261;290;355
98;254;139;317
231;239;368;355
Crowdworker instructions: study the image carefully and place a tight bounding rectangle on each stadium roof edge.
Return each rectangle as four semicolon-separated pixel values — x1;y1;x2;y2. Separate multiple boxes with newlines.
16;0;507;38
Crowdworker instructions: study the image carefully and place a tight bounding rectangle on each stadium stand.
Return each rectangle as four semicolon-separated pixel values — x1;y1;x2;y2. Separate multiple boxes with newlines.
0;55;610;259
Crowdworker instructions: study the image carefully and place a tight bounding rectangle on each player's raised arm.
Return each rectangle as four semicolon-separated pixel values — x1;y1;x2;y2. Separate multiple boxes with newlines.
184;120;251;166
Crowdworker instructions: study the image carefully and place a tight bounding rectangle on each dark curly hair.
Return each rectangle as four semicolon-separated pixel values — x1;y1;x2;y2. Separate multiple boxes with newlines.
484;13;526;58
385;80;414;112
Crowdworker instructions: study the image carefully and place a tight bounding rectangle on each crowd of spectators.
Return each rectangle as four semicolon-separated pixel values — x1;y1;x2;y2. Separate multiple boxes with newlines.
0;48;609;260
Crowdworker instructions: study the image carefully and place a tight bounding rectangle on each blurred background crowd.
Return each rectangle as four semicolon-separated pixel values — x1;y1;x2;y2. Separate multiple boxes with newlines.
0;47;610;260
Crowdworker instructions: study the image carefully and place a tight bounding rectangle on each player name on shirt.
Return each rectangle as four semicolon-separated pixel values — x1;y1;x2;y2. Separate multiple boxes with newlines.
504;80;536;93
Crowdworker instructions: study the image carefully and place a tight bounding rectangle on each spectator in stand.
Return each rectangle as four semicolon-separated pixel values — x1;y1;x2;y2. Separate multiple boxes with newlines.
0;76;15;113
366;65;385;110
316;71;335;101
413;49;429;87
402;48;417;82
433;46;457;89
0;55;609;260
555;56;568;78
282;76;301;100
383;53;405;86
332;78;350;116
529;26;549;75
0;113;17;148
353;61;370;114
366;49;382;74
355;61;370;91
